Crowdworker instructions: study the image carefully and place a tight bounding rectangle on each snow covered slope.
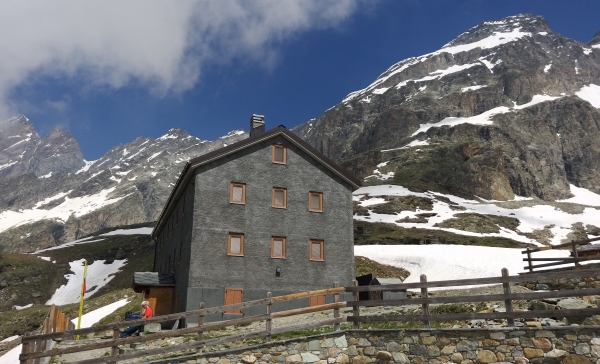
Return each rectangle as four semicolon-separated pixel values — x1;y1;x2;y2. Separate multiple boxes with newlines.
0;120;247;253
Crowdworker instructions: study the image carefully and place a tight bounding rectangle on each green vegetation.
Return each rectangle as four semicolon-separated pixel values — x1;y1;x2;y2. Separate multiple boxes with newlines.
370;196;433;215
355;256;409;280
0;253;65;311
354;220;529;248
0;233;154;340
434;213;520;234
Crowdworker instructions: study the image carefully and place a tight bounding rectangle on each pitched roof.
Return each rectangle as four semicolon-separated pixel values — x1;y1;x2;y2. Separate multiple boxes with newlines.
133;272;175;287
152;126;361;238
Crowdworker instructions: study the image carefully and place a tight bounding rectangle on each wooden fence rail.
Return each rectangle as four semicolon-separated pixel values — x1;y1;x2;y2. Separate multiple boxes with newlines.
347;268;600;330
522;237;600;272
19;267;600;364
20;284;344;364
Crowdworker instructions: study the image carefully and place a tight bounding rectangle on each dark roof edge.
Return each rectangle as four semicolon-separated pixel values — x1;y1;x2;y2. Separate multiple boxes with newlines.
152;126;361;238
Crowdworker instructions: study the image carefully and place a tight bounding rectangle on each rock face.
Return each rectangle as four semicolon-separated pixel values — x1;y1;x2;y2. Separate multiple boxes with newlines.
0;116;85;178
29;126;85;177
0;120;248;253
293;14;600;201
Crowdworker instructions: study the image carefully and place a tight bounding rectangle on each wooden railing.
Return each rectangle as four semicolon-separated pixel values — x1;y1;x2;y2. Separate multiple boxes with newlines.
19;286;344;364
345;268;600;329
19;268;600;364
522;237;600;272
21;304;76;364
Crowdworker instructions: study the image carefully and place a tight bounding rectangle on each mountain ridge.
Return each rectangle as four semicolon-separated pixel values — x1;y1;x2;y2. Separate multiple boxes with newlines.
292;14;600;201
1;14;600;253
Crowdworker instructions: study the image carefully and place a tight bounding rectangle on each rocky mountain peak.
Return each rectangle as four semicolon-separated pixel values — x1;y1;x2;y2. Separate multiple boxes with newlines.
589;30;600;46
30;125;85;177
160;128;193;140
442;14;549;49
294;14;600;202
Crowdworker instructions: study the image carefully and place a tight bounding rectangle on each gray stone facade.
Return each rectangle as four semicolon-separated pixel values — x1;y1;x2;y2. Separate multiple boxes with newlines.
153;130;357;322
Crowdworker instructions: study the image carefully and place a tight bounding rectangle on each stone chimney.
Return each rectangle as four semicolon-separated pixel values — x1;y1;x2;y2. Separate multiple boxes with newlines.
250;114;265;137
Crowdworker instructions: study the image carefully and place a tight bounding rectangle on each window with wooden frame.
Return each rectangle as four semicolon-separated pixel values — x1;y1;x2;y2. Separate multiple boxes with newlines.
224;288;243;314
308;191;323;212
272;187;287;208
229;182;246;204
272;144;287;164
271;236;286;258
227;233;244;256
309;239;324;261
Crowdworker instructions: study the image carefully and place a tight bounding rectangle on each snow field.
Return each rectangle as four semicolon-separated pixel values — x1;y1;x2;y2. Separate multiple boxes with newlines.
354;244;568;285
0;187;129;234
354;184;600;246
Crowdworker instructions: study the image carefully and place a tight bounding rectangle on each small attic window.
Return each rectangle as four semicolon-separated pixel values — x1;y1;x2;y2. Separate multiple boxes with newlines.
272;144;286;164
309;192;323;212
230;182;246;204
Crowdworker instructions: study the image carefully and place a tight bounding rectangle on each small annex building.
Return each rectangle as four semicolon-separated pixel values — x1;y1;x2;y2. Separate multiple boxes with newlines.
143;115;361;323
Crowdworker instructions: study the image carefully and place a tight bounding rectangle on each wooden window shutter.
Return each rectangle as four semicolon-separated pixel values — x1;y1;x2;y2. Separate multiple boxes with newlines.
224;288;243;314
309;295;326;307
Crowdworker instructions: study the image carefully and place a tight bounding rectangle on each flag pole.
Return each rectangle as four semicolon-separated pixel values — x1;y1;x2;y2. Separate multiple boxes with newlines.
76;259;88;340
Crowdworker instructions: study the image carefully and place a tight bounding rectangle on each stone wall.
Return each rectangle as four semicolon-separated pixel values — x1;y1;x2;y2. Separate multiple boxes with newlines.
519;264;600;291
146;328;600;364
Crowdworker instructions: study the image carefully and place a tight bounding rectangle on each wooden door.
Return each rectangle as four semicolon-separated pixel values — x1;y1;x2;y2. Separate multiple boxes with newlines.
148;287;174;316
224;288;243;314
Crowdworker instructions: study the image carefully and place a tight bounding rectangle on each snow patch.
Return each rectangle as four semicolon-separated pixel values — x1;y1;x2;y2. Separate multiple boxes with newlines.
513;94;559;109
220;129;246;139
46;258;127;305
75;160;96;174
575;84;600;108
0;160;18;171
411;106;510;136
461;85;487;92
0;187;128;234
544;63;552;73
558;184;600;206
441;27;531;54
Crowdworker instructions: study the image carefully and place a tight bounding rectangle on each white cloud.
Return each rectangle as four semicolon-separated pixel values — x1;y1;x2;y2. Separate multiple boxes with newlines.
0;0;360;119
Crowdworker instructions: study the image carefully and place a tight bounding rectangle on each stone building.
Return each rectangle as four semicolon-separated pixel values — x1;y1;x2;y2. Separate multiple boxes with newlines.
141;115;360;323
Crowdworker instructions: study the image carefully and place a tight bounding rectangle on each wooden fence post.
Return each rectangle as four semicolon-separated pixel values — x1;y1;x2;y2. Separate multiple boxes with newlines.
572;241;580;268
502;268;515;327
266;292;272;342
20;332;31;364
48;305;57;334
110;315;120;363
333;282;340;331
420;275;430;329
526;247;533;273
352;280;360;329
196;302;205;353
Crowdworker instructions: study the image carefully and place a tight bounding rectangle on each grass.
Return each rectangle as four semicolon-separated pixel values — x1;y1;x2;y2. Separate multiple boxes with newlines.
354;220;529;248
355;256;409;280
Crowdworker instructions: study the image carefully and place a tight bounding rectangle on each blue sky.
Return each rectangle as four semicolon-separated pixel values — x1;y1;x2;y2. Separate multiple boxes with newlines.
2;0;599;160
